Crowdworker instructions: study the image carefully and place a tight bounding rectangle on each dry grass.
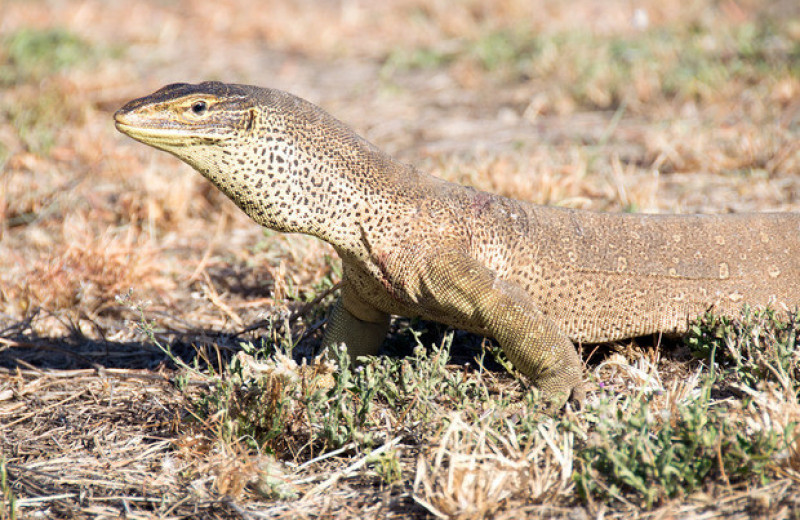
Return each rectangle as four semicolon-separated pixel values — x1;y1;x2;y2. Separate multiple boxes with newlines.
2;0;800;518
412;414;574;518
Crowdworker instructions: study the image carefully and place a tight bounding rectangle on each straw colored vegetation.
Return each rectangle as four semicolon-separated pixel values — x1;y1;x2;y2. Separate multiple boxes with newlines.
1;0;799;518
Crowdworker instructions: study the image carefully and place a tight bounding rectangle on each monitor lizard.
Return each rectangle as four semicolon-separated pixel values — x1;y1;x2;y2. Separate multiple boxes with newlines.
114;81;800;408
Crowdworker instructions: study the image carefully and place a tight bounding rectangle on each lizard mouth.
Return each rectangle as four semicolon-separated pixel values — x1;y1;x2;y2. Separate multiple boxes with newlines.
114;111;229;147
114;120;187;147
115;110;176;135
115;115;214;149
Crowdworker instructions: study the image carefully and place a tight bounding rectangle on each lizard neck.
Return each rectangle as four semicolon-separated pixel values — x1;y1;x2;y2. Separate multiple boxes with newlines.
189;97;421;255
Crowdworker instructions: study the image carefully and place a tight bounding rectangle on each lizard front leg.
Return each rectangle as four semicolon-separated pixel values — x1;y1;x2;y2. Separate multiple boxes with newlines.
321;282;390;360
417;250;585;408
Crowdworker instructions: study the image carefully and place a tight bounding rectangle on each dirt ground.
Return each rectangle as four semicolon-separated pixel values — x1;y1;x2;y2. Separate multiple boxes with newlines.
1;0;799;518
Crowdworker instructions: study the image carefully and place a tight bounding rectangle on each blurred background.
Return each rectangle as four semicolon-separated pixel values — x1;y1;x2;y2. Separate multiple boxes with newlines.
1;2;800;517
1;0;799;335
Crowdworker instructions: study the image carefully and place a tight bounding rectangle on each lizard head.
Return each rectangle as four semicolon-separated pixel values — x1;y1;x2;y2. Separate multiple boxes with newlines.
115;81;387;241
114;81;255;159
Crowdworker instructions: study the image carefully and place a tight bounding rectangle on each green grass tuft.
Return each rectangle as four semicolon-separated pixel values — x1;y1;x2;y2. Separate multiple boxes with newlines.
686;307;800;393
572;389;786;508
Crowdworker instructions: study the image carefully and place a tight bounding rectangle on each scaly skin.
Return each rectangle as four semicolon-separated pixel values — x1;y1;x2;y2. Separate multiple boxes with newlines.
115;82;800;408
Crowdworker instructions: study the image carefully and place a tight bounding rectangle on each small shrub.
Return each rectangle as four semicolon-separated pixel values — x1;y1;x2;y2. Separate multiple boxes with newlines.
573;390;786;508
686;307;800;392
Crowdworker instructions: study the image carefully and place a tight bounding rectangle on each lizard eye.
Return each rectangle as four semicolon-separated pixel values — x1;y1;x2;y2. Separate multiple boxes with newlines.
191;100;208;115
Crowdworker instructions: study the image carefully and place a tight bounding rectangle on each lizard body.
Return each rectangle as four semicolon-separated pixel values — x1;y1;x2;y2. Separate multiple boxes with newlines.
115;82;800;407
